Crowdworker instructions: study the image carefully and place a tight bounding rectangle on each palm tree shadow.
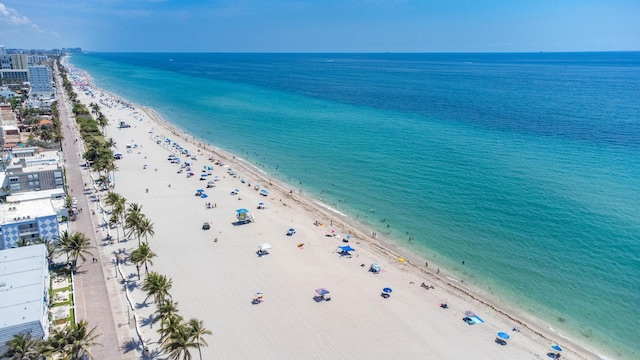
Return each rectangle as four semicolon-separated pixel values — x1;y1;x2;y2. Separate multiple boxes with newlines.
140;314;154;328
136;301;151;309
121;337;141;353
126;281;139;292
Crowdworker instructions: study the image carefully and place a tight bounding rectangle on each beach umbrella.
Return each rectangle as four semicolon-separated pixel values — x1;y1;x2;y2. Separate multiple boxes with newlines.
551;345;563;352
497;332;510;340
315;288;330;296
255;292;263;298
258;243;272;251
383;287;393;293
201;193;208;198
196;189;204;192
465;310;476;317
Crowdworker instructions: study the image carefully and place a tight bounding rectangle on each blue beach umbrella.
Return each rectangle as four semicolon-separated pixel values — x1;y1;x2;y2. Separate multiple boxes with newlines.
497;332;510;340
551;344;562;352
382;287;392;293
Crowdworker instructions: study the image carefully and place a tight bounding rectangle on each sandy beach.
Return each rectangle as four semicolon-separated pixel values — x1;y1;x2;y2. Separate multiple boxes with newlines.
69;68;601;360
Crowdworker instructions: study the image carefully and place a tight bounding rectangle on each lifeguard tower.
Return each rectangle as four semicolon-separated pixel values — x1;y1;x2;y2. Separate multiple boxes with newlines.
236;208;255;224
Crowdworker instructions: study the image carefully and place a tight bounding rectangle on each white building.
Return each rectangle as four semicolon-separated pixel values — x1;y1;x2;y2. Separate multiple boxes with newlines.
0;189;66;250
0;244;50;354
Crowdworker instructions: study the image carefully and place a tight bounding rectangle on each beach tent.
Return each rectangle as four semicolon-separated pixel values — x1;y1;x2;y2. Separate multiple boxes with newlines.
337;245;355;257
369;263;381;273
257;243;272;256
338;245;355;252
260;189;269;196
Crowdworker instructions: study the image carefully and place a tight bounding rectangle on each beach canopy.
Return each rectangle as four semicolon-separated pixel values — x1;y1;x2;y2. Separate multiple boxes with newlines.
201;193;208;198
383;287;392;293
258;243;272;251
260;189;269;196
338;245;355;252
237;208;249;214
551;345;563;352
315;288;330;296
196;189;204;193
497;332;510;340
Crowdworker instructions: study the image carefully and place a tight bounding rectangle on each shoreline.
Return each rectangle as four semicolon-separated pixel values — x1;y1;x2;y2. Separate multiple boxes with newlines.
69;61;608;360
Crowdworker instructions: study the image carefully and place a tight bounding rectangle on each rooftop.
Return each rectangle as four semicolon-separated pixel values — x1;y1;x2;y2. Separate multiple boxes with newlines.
0;244;48;330
0;192;65;223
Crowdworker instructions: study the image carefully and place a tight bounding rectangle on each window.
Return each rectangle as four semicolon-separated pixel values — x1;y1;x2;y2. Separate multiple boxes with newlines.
9;177;18;183
9;183;20;191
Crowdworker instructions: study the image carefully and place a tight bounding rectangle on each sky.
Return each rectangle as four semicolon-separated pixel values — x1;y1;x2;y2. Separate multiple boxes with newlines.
1;0;639;52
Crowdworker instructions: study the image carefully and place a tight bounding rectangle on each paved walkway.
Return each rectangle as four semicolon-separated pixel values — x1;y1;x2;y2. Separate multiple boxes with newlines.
54;63;138;360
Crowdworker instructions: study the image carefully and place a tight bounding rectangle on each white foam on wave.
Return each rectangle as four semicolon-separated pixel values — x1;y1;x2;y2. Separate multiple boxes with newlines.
314;201;348;217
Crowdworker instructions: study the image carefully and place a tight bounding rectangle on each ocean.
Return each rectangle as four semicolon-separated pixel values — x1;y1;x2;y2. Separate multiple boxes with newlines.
70;52;640;359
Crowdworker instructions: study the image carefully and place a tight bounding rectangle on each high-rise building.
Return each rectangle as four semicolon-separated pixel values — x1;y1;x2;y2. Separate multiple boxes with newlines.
9;54;29;70
28;65;53;98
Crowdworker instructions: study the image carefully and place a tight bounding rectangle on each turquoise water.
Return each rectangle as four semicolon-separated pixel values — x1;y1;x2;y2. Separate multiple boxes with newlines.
71;53;640;358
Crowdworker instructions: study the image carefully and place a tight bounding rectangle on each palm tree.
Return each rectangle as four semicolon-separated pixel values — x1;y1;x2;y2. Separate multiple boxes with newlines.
108;213;120;242
158;314;184;345
34;237;57;264
130;243;156;279
96;174;109;191
125;203;143;245
2;332;45;360
162;323;197;360
47;320;101;360
153;300;179;326
142;272;173;304
187;318;212;360
138;217;155;244
96;113;109;135
58;231;95;269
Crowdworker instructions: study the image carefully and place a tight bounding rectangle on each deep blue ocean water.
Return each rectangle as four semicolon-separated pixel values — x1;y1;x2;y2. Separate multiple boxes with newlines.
71;52;640;359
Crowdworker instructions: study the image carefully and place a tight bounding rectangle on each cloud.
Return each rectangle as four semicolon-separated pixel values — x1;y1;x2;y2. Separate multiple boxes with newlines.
0;2;43;31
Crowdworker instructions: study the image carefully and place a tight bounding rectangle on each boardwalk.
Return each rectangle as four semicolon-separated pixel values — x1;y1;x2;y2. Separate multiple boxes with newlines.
54;63;137;360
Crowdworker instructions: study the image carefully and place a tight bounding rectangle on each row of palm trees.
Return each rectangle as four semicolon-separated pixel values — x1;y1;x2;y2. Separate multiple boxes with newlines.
143;275;212;360
2;320;100;360
103;192;212;359
105;192;155;247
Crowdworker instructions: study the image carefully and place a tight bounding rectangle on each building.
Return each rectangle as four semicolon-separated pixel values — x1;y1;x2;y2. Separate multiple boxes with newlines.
0;69;29;83
1;148;65;193
9;54;29;70
28;65;53;99
28;55;49;65
0;189;65;250
0;244;50;354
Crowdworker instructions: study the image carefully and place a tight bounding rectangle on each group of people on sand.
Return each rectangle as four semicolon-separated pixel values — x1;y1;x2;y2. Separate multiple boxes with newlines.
421;282;435;290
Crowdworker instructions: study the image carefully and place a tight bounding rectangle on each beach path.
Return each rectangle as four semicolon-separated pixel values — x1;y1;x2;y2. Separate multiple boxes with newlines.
55;65;135;360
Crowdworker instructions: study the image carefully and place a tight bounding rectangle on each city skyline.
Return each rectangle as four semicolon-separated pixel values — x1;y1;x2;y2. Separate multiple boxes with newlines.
1;0;639;53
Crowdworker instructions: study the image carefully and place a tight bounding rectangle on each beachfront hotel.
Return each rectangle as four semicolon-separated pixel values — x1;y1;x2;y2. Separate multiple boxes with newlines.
0;244;51;355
